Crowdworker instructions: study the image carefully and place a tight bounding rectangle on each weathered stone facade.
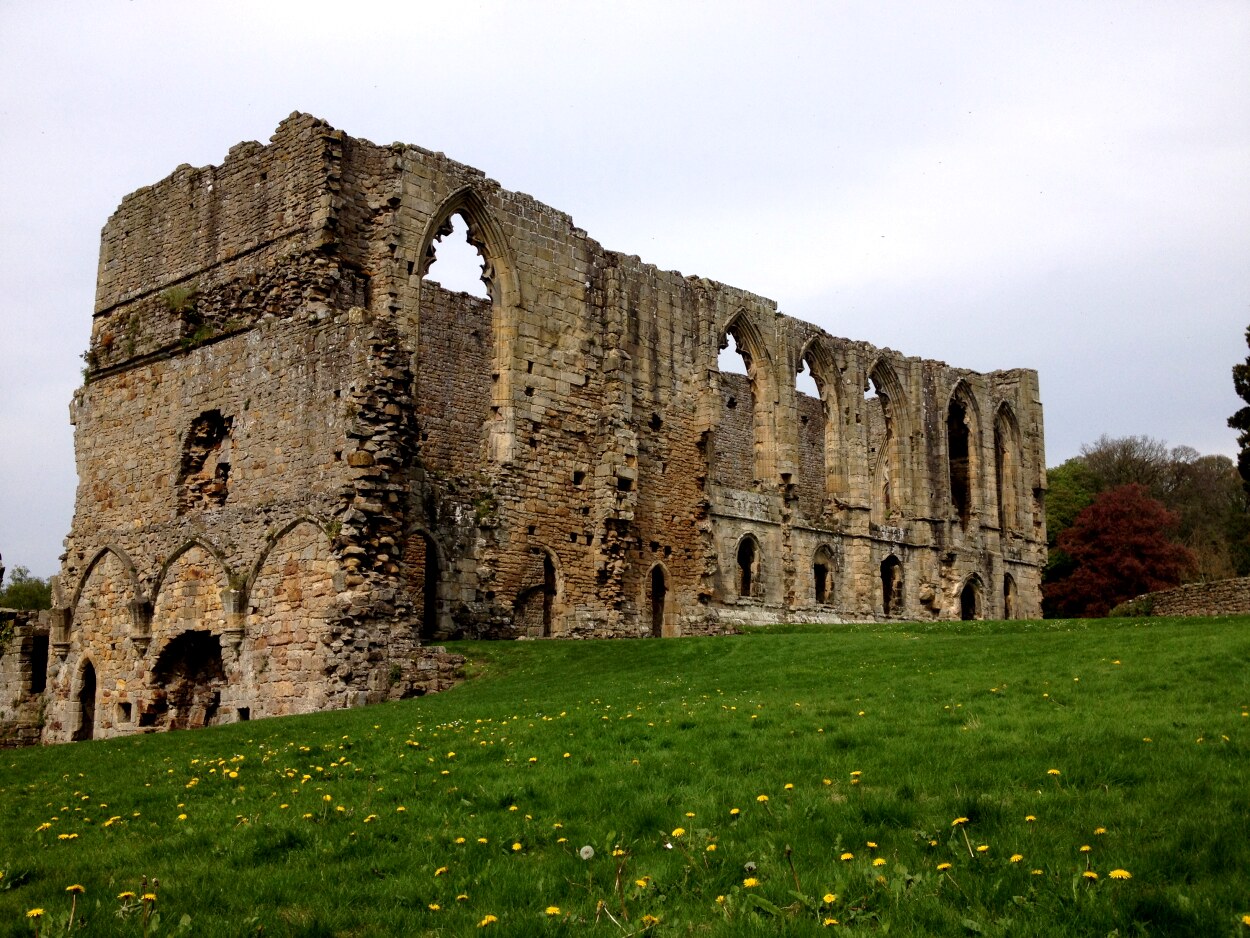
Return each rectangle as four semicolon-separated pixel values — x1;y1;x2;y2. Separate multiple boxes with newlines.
39;114;1045;742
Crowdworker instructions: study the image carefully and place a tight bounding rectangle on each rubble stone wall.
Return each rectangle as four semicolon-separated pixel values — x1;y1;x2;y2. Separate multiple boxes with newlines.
1142;577;1250;617
46;113;1045;743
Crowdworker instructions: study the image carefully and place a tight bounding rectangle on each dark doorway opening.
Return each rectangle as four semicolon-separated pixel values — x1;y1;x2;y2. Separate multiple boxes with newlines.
880;556;903;616
737;537;758;598
73;661;96;741
650;566;667;637
960;579;981;621
147;631;226;731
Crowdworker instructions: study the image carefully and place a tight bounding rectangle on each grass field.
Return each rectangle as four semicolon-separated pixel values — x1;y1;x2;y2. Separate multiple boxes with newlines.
1;616;1247;936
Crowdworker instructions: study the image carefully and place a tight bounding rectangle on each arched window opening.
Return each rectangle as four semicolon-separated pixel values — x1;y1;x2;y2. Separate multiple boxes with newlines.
880;556;903;616
948;398;972;528
719;331;749;375
143;631;226;731
73;661;97;742
960;578;982;621
865;376;896;518
1003;573;1018;619
813;546;834;605
795;359;821;397
796;356;829;519
424;212;491;299
737;536;760;599
650;565;667;637
995;408;1021;534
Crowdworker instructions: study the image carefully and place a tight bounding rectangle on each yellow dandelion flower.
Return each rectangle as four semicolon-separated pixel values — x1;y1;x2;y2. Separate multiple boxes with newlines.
756;794;769;803
743;877;759;888
730;808;740;816
435;866;448;876
1241;913;1250;926
26;909;44;918
612;847;626;857
478;837;489;844
866;841;877;848
545;906;561;916
1010;854;1024;863
36;822;51;832
1080;845;1091;853
715;895;726;905
118;891;136;900
528;757;537;763
363;814;376;823
1083;870;1099;880
1046;769;1061;776
477;913;497;927
66;884;85;894
563;752;571;758
557;837;567;844
937;863;952;871
823;918;839;926
1031;869;1043;875
1025;815;1037;822
850;771;862;777
512;842;522;852
977;845;989;853
840;852;854;861
457;894;469;901
508;805;518;812
1094;827;1107;835
873;858;886;867
671;827;686;837
455;836;466;844
641;914;660;926
635;878;649;888
823;778;832;785
1109;869;1132;880
706;843;717;852
685;812;695;818
429;903;441;911
784;783;794;790
397;806;406;812
823;893;837;904
951;817;969;827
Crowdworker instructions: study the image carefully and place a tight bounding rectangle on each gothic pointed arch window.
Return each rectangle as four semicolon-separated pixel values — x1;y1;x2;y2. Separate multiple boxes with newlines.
946;383;982;530
795;338;844;520
864;361;909;525
994;404;1023;535
714;313;775;487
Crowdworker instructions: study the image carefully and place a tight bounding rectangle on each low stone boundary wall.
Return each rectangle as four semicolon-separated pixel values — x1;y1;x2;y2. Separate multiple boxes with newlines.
1140;577;1250;617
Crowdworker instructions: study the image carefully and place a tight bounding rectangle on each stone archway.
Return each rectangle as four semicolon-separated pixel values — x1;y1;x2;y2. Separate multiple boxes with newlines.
144;631;226;730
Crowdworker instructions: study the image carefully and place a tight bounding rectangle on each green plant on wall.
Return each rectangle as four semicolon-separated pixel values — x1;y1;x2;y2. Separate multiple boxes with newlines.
161;282;199;316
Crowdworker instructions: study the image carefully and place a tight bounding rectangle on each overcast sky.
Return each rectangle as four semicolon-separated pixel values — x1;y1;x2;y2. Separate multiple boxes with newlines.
2;0;1247;578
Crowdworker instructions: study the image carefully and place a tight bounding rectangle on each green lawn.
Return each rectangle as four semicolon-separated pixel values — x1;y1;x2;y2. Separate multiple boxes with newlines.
1;616;1247;936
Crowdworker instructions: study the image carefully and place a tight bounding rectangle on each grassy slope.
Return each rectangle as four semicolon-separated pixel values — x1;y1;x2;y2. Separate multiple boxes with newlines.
1;617;1247;936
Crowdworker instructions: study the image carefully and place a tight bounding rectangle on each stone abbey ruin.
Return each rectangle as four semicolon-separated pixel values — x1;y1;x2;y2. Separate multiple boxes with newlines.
5;114;1047;743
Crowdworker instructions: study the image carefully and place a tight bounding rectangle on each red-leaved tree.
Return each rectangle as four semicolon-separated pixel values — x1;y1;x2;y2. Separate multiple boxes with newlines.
1043;483;1195;617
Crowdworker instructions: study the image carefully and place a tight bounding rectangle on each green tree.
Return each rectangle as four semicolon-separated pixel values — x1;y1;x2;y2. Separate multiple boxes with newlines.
0;566;52;610
1229;325;1250;493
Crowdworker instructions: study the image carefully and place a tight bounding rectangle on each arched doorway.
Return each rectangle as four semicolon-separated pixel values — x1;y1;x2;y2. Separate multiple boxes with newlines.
649;565;667;637
515;549;560;637
1003;573;1018;619
812;546;835;605
145;631;226;730
72;661;96;742
960;577;983;621
737;536;760;599
880;556;903;616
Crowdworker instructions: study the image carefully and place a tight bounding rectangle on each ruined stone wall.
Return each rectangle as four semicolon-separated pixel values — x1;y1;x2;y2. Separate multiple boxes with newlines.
0;609;47;747
48;113;1045;743
1136;577;1250;617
